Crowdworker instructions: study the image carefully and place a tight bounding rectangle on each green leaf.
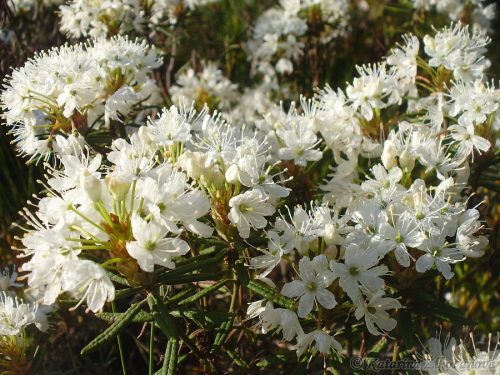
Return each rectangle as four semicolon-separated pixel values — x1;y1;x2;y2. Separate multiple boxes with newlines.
96;309;234;328
178;279;231;306
163;287;196;306
156;249;227;284
170;310;235;329
106;271;130;287
96;310;153;323
148;294;179;339
367;337;388;357
115;287;142;300
160;272;223;285
210;315;235;353
160;338;178;375
247;281;297;310
81;298;146;355
226;349;249;368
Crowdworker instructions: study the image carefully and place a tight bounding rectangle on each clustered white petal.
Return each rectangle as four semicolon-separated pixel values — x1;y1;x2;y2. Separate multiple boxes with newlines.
1;12;496;363
1;36;162;161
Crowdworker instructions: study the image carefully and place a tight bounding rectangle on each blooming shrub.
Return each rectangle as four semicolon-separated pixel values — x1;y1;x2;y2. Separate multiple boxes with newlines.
0;0;498;373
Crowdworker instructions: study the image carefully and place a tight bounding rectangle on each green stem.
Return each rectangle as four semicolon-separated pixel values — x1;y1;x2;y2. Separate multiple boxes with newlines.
129;179;137;214
148;322;155;375
70;207;107;233
112;302;127;375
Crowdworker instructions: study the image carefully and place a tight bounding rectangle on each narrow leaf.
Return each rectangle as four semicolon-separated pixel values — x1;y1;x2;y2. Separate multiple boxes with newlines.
81;298;146;355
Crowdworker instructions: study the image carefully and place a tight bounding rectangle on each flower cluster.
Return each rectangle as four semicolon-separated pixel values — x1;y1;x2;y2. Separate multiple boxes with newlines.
244;22;494;354
0;292;47;336
1;36;162;161
411;0;496;32
0;265;48;342
416;332;500;374
170;63;238;111
17;120;214;311
59;0;219;38
1;0;497;367
246;0;349;78
59;0;146;38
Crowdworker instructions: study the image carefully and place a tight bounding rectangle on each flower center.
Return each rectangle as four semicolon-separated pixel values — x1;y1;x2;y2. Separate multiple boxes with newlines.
349;266;359;276
306;281;317;292
239;204;253;213
145;241;156;251
395;231;403;243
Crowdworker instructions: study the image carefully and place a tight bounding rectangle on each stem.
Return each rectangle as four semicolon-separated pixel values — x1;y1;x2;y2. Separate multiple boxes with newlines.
73;245;108;250
95;201;115;227
148;322;155;375
229;277;239;313
65;237;107;245
70;207;107;232
70;225;102;242
112;302;127;375
129;179;137;214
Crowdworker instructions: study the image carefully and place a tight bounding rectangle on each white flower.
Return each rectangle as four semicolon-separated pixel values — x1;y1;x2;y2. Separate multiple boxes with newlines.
377;212;425;267
281;255;336;318
277;120;322;166
381;139;399;170
148;105;196;147
267;308;303;341
0;266;22;291
416;233;464;280
60;0;145;38
296;330;342;356
228;189;275;238
127;215;190;272
247;231;285;277
0;292;48;336
275;206;320;254
62;259;115;313
423;23;490;81
171;63;237;110
346;63;392;120
138;165;212;236
448;121;491;161
246;299;267;319
48;153;102;193
105;86;137;125
387;34;419;102
249;301;303;342
354;291;401;336
330;245;388;301
455;210;488;258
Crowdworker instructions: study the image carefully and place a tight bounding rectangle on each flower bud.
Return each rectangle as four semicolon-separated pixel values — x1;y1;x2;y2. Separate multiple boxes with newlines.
381;140;398;170
276;58;293;75
200;167;225;189
225;164;239;184
106;174;131;201
80;170;101;202
399;149;415;172
323;224;338;246
178;150;204;180
138;126;153;144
